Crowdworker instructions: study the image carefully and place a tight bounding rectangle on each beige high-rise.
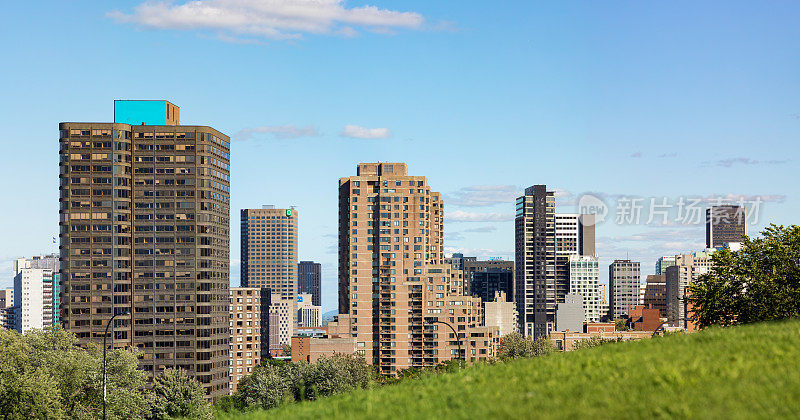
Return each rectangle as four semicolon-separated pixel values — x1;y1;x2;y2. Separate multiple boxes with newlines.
338;163;498;375
239;206;298;298
228;287;261;394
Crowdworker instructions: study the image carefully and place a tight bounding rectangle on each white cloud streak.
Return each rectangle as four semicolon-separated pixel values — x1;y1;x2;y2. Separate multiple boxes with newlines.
339;124;392;139
236;124;318;140
445;185;521;207
109;0;425;41
446;210;514;223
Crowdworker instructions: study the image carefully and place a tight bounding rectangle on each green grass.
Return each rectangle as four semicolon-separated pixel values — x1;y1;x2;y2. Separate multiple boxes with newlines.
220;320;800;419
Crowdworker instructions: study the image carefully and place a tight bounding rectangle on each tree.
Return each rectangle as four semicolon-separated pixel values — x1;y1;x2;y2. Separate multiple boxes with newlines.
497;332;554;360
150;368;212;419
615;319;629;331
0;326;152;420
234;353;374;411
689;224;800;328
235;364;293;410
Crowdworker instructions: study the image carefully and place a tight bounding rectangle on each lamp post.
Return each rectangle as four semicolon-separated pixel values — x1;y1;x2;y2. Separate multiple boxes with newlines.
103;310;129;420
425;319;463;368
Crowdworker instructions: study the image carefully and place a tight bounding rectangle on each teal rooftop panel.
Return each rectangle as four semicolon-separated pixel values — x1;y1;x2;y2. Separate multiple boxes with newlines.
114;100;170;125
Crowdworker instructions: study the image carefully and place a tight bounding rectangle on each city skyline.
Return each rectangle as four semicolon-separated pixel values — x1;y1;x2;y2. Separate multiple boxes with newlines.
2;1;799;314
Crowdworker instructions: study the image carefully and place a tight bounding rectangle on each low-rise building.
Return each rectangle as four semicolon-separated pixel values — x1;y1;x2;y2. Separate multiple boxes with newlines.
291;336;359;363
628;305;662;332
555;293;585;332
549;329;652;351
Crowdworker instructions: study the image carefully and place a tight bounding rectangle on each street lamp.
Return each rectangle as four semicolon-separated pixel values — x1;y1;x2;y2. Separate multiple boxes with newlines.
103;310;129;420
425;319;463;368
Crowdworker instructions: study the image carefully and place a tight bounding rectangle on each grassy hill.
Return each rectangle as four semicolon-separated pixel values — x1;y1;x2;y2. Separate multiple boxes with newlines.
221;320;800;419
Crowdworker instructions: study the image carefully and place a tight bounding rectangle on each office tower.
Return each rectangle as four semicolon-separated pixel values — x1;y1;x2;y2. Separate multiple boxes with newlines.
60;101;231;398
655;255;676;276
567;255;602;323
471;269;514;304
240;206;298;301
296;293;322;328
0;289;13;329
665;250;714;327
228;287;261;394
298;261;321;307
515;185;595;337
609;260;641;318
643;275;667;319
706;205;747;249
445;254;514;296
268;295;293;356
339;163;498;374
12;255;60;333
483;291;517;336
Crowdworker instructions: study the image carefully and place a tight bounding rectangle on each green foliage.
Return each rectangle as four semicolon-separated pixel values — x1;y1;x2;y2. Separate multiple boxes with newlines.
689;224;800;328
615;319;629;331
226;320;800;419
0;326;152;420
150;368;212;419
497;332;554;360
233;353;374;412
571;337;612;351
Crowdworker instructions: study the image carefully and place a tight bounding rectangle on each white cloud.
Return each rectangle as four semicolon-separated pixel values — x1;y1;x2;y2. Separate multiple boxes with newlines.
446;210;514;223
109;0;425;41
443;246;513;260
702;157;790;167
339;124;392;139
236;124;318;140
445;185;521;207
463;225;497;233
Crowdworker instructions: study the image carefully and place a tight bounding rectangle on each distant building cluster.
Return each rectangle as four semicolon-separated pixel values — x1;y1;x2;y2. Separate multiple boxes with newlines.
1;100;752;401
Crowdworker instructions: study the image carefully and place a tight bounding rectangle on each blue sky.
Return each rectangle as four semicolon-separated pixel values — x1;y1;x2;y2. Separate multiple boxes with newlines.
0;1;798;312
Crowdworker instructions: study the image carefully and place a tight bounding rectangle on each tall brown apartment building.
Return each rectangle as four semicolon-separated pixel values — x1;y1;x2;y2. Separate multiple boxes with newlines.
229;287;261;394
338;163;498;375
59;100;230;398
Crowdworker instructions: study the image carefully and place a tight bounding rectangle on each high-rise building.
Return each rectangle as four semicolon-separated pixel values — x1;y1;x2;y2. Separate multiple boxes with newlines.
515;185;595;337
666;250;715;327
296;293;322;328
609;260;641;318
445;255;514;296
298;261;321;307
338;163;499;374
655;255;676;276
643;274;667;319
0;289;13;329
470;269;514;304
228;287;261;394
12;255;61;333
567;255;602;323
59;101;231;398
443;253;476;293
706;205;747;249
268;295;293;356
240;206;298;300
